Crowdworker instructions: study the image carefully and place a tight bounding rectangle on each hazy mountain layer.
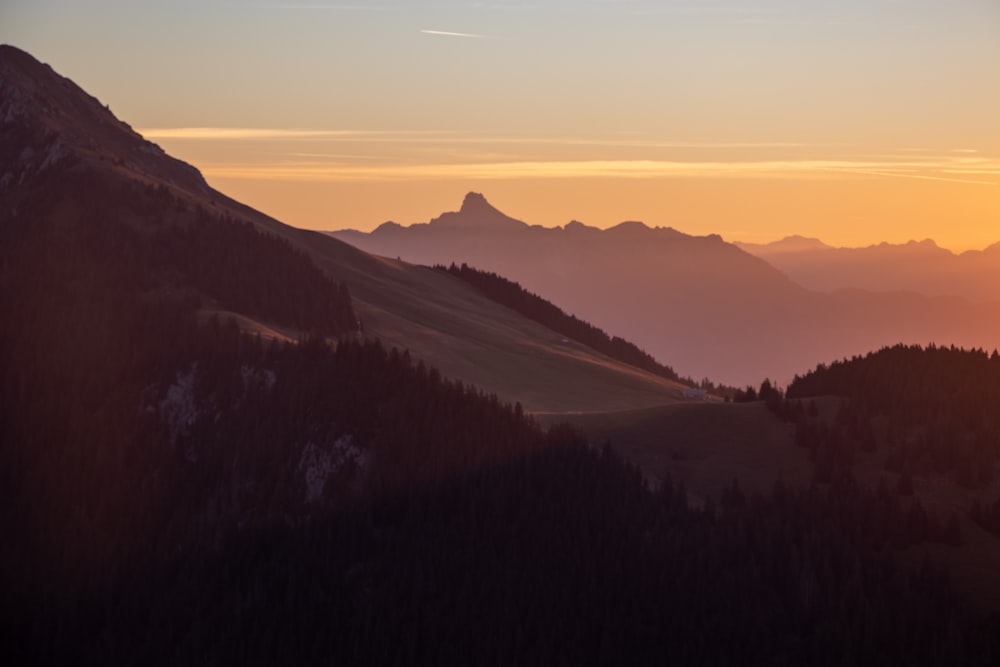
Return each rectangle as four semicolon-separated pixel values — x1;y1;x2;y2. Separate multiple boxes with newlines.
331;194;1000;386
739;236;1000;303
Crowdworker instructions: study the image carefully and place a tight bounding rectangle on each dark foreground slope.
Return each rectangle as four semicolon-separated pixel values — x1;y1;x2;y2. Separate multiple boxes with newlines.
4;46;1000;665
14;435;1000;667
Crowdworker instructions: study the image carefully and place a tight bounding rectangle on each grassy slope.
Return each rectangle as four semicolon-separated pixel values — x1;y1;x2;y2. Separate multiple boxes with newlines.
196;195;686;413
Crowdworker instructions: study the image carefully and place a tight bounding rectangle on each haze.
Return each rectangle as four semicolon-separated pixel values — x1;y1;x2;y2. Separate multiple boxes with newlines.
4;0;998;250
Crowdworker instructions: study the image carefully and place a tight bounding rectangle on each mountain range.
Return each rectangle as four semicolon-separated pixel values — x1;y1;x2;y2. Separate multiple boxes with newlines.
738;236;1000;303
331;195;1000;386
0;45;682;415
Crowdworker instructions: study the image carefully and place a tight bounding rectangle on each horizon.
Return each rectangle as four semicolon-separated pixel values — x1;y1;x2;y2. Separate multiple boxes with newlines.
338;189;1000;254
4;0;999;251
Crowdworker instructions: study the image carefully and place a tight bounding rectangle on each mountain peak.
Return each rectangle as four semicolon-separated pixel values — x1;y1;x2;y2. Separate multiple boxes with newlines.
460;191;495;214
428;192;527;230
606;220;652;237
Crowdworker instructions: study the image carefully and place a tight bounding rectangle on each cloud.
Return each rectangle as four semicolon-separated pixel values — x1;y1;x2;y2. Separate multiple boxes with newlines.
142;127;998;186
665;7;779;15
198;157;1000;184
257;3;393;10
138;128;381;140
827;169;998;186
420;29;495;38
137;127;805;149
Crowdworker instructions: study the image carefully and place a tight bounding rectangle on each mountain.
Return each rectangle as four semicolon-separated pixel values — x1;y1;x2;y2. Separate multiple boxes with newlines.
7;44;1000;665
738;236;1000;303
0;46;684;414
330;195;1000;386
736;235;832;254
0;42;676;641
0;42;697;574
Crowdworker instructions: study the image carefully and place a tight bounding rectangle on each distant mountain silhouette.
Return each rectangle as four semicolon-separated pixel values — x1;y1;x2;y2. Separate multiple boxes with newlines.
737;235;831;254
331;194;1000;385
431;191;529;229
739;236;1000;303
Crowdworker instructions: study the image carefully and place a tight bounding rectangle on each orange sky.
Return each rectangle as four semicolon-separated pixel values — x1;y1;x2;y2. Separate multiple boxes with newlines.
5;0;999;249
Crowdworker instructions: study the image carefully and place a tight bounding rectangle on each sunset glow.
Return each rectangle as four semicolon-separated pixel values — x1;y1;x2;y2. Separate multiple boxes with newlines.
8;5;1000;656
5;0;999;249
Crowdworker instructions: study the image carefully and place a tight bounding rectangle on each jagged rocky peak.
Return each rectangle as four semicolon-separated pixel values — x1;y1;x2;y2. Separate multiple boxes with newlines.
460;191;495;214
428;192;528;230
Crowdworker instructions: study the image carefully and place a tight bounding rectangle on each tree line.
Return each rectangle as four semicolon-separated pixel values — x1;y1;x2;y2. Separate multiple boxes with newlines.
435;262;689;383
785;344;1000;491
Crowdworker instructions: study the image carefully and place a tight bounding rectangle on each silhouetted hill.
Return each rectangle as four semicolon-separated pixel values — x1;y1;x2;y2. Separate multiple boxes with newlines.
787;344;1000;489
330;194;1000;385
739;237;1000;303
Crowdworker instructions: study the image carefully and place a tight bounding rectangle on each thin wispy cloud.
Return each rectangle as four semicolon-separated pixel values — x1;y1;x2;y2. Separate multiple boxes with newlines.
200;157;1000;184
140;127;802;149
666;7;779;15
420;29;495;38
826;169;998;187
281;152;391;160
257;4;393;10
138;128;383;140
144;126;998;186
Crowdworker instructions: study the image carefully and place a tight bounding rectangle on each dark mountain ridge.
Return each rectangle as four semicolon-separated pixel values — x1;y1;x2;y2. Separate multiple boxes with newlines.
0;44;207;205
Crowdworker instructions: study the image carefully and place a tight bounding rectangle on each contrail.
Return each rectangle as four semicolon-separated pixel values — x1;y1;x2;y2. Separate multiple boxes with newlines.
831;168;998;187
420;29;493;39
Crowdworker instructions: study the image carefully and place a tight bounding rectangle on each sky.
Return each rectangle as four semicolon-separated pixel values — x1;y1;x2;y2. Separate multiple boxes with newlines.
4;0;999;249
